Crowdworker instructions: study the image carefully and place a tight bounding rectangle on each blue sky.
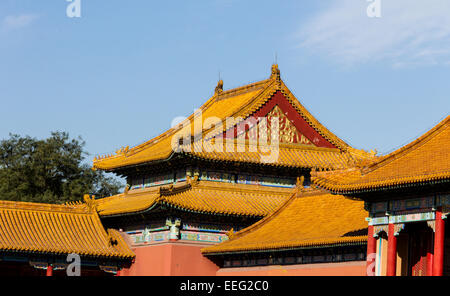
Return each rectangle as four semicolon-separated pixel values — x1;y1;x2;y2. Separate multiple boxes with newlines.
1;0;449;166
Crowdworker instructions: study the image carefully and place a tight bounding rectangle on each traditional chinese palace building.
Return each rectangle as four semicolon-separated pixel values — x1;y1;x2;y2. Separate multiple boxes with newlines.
0;65;447;276
313;116;450;276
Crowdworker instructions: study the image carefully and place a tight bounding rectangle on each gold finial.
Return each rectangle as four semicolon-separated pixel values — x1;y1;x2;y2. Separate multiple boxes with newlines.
83;194;96;212
270;64;280;81
295;176;305;194
215;79;224;94
124;184;130;195
296;176;305;188
226;228;235;240
187;175;199;186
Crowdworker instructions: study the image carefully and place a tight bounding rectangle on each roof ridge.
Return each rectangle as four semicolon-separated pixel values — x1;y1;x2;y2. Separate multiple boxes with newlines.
0;199;89;214
215;79;271;101
192;79;278;139
201;189;368;255
98;179;295;204
222;188;325;240
366;115;449;173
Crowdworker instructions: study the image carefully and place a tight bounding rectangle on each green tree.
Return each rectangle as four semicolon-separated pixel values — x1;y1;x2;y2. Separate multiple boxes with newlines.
0;132;122;204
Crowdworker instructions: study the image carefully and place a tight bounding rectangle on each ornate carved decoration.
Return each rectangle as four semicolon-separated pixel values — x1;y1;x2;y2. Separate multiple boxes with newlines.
215;80;224;95
166;218;181;240
295;176;305;195
115;146;129;156
270;64;281;81
441;205;450;220
226;228;235;240
186;175;199;186
427;220;436;232
393;223;405;236
83;194;96;212
246;105;313;145
373;225;389;237
124;184;130;195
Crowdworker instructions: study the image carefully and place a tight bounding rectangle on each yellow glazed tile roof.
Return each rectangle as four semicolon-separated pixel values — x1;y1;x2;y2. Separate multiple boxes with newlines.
312;116;450;194
186;142;360;170
93;66;374;171
95;180;295;217
201;190;368;254
0;199;134;259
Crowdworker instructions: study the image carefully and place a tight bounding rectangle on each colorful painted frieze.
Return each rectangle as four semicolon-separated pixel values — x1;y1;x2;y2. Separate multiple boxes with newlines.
389;212;435;224
390;196;434;212
180;231;228;243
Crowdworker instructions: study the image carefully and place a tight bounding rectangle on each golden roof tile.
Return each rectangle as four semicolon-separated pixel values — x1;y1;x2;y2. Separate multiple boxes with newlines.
201;190;368;254
0;199;135;259
312;116;450;193
93;66;373;171
95;180;295;217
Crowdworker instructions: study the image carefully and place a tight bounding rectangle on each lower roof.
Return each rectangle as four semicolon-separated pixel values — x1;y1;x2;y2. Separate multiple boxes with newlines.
95;180;295;218
202;190;368;255
0;198;134;259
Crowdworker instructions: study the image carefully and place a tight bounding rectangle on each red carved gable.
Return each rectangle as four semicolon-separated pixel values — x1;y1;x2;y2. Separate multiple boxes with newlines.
224;91;336;149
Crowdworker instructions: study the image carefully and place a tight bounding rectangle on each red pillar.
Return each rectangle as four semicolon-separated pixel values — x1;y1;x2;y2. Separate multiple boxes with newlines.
366;225;376;276
387;223;397;276
46;265;53;277
433;209;445;276
116;269;121;277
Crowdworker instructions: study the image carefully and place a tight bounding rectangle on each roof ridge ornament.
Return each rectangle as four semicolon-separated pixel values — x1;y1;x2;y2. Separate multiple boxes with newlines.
83;194;97;212
215;79;224;95
226;228;235;240
295;176;305;195
270;64;281;81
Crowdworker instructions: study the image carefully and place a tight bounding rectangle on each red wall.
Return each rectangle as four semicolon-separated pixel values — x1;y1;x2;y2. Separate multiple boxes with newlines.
120;242;366;276
215;261;367;276
121;242;219;276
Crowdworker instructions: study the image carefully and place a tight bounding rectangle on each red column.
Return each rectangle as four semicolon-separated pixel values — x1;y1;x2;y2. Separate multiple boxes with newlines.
433;209;445;276
116;269;121;277
366;225;376;276
387;223;397;276
46;265;53;277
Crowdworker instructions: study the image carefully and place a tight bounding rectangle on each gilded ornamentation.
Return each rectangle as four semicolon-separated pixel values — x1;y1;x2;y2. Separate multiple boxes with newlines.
270;64;280;81
83;194;97;212
226;228;235;240
247;105;313;145
373;225;389;237
215;80;224;94
115;146;129;156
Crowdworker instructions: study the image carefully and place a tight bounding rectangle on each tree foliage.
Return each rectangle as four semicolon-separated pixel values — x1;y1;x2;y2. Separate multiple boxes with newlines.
0;132;122;204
